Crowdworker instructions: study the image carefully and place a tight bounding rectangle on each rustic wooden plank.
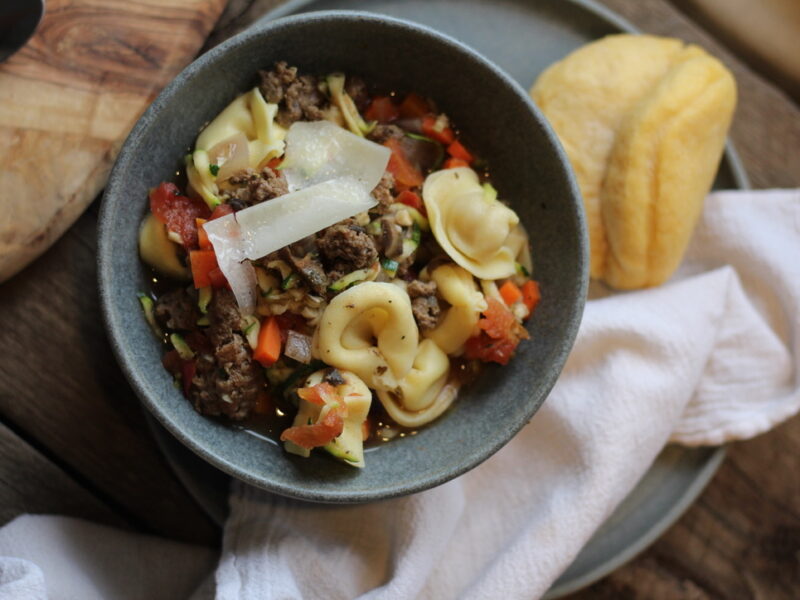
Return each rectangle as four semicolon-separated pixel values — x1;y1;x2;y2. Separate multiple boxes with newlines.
0;420;126;529
0;0;228;283
0;205;219;546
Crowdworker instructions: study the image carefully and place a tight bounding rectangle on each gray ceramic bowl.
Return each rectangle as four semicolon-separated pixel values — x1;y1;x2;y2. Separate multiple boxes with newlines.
98;11;588;502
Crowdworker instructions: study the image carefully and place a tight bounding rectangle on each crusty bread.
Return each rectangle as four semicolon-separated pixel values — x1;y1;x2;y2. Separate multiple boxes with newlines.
530;34;736;289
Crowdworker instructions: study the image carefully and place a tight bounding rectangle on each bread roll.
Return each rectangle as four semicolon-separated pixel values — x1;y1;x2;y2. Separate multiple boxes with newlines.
530;34;736;289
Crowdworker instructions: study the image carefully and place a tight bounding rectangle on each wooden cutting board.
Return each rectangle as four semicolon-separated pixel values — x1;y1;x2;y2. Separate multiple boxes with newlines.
0;0;227;283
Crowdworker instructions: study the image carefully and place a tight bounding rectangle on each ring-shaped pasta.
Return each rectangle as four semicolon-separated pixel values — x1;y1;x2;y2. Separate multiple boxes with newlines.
317;282;419;389
377;340;457;427
424;264;487;354
423;167;520;279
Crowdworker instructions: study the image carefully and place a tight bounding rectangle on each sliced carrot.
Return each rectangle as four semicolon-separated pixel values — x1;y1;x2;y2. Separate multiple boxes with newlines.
447;140;474;163
207;267;228;289
421;115;455;145
365;96;399;123
189;249;219;289
253;316;282;367
443;157;470;169
196;218;212;250
384;138;424;189
521;280;541;315
499;280;523;306
398;92;431;118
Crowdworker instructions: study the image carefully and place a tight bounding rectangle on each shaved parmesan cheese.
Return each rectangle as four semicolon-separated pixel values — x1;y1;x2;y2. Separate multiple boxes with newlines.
281;121;391;192
203;121;391;311
202;215;258;312
234;176;376;260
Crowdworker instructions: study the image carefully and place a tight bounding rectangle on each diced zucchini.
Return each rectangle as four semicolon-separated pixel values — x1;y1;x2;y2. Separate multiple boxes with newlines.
137;293;162;337
241;315;260;350
366;220;382;235
196;316;210;327
281;272;298;290
389;203;429;231
515;262;530;277
169;333;194;360
255;267;278;297
328;262;379;292
381;257;399;278
410;222;421;245
482;182;498;204
198;286;212;314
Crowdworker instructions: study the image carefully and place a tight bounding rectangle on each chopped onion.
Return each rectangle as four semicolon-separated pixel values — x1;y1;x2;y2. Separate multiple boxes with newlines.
208;132;250;181
284;330;313;364
281;121;391;192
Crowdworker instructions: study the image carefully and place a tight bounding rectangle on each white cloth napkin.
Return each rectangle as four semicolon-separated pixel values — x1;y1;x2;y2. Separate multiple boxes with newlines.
0;189;798;600
214;189;800;599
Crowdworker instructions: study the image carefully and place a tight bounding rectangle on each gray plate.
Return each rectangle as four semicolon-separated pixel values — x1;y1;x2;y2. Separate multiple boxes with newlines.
148;0;749;595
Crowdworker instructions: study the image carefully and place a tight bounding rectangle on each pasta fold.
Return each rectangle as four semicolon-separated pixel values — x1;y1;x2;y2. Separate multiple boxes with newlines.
317;282;419;389
424;264;487;354
423;168;520;279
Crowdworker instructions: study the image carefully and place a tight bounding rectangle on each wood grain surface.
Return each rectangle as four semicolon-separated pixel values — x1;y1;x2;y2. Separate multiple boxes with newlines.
0;0;797;597
0;0;227;283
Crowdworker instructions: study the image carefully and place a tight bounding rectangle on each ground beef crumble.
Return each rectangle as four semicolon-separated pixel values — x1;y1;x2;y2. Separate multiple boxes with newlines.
258;61;327;127
407;279;440;331
225;167;288;207
370;171;395;214
317;219;379;279
189;289;264;420
154;289;197;331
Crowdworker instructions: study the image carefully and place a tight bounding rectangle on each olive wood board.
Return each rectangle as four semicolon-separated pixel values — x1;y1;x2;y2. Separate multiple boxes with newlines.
0;0;227;283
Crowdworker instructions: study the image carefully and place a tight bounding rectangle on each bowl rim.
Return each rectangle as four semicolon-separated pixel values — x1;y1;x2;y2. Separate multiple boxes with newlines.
98;9;588;502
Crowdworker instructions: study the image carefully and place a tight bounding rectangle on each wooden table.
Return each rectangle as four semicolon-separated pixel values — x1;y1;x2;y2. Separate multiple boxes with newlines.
1;0;798;597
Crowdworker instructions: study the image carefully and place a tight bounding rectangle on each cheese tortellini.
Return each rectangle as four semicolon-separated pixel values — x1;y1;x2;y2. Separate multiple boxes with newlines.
377;339;456;428
316;282;418;389
423;167;520;279
285;369;372;467
424;264;487;354
188;87;287;207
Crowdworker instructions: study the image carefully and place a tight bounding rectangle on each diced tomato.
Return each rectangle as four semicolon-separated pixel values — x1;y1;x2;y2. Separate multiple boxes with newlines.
196;218;212;250
395;190;424;213
365;96;399;123
479;297;520;339
189;249;219;289
521;280;541;316
384;138;424;190
266;157;283;170
181;359;196;397
464;333;519;366
280;408;344;449
398;92;432;118
275;313;310;338
149;182;210;249
162;350;196;397
443;157;470;169
297;382;337;406
207;267;228;289
464;298;530;365
421;115;455;145
447;140;474;163
209;202;234;220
